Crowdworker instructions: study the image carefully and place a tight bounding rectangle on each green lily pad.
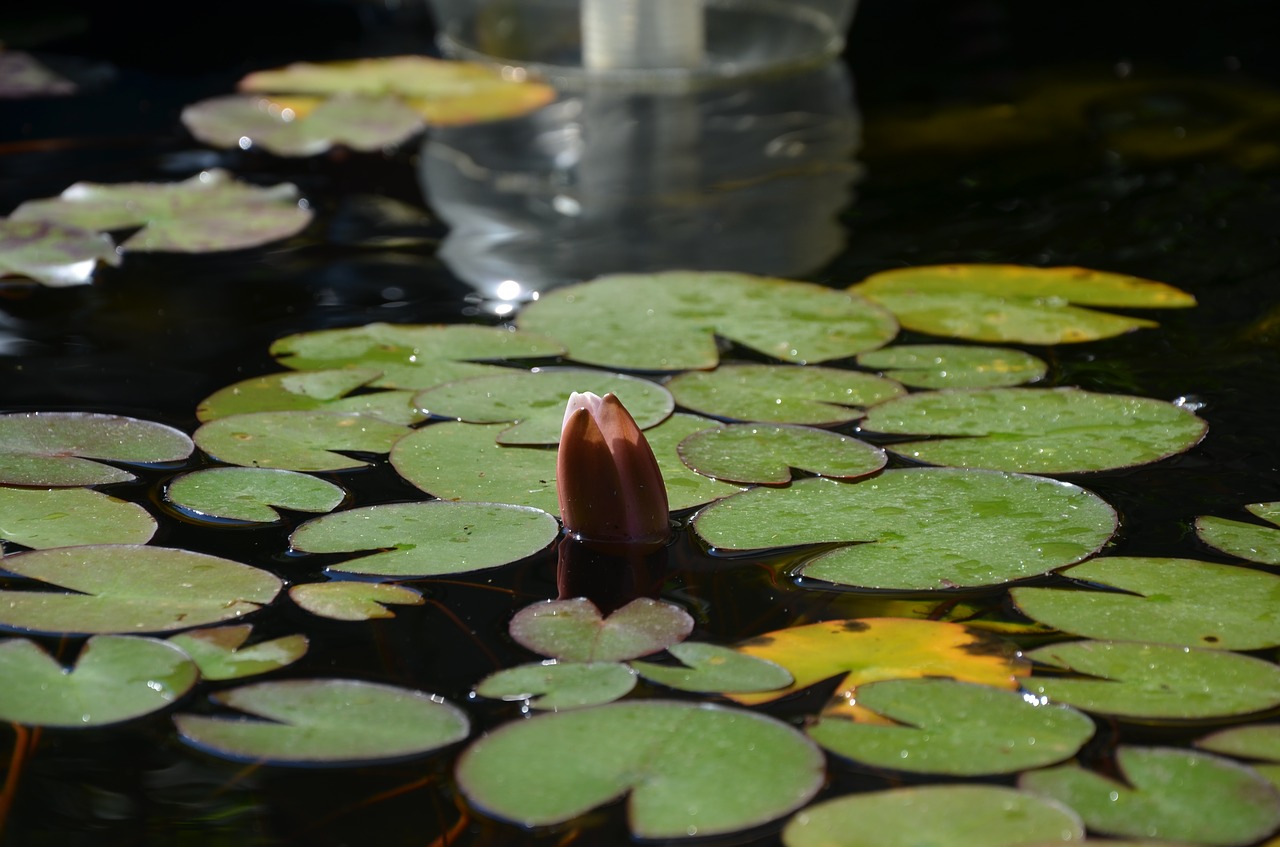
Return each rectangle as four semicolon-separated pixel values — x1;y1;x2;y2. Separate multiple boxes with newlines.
1196;502;1280;565
1025;640;1280;720
1011;557;1280;650
0;486;156;549
175;678;470;765
0;218;119;287
0;635;198;727
1020;747;1280;846
193;411;407;472
1196;725;1280;790
289;501;558;578
181;94;425;156
861;387;1207;474
630;642;793;694
510;597;693;663
288;582;423;621
856;343;1048;389
413;368;673;445
0;412;194;487
196;368;425;425
474;661;637;710
0;545;281;635
692;470;1116;590
269;323;565;390
165;467;346;524
677;424;886;484
517;271;898;371
168;624;308;681
11;169;312;253
806;678;1094;775
456;700;824;839
664;364;905;425
849;264;1195;345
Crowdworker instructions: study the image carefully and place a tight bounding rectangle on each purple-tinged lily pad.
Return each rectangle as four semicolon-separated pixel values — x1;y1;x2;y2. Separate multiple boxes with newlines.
856;343;1048;389
197;368;425;425
288;581;423;621
0;51;77;97
168;624;308;681
0;412;194;487
165;467;346;524
665;364;905;425
474;661;637;711
193;410;408;472
510;597;693;663
1196;501;1280;565
0;218;118;287
630;642;793;694
0;486;156;550
678;423;886;484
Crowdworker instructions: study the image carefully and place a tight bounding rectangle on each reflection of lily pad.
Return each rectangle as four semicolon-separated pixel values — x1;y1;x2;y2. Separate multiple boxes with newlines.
289;501;558;578
196;368;425;425
665;364;905;425
849;264;1195;344
631;642;793;694
193;411;407;472
517;271;898;371
0;635;198;727
861;387;1207;474
1011;557;1280;650
175;678;470;765
0;411;194;487
414;368;673;445
474;661;637;711
182;94;425;156
1196;501;1280;565
165;467;346;524
456;700;824;839
677;424;885;484
0;218;119;287
0;486;156;549
168;624;308;681
289;582;423;621
11;170;312;253
856;343;1048;389
693;470;1116;591
510;597;693;663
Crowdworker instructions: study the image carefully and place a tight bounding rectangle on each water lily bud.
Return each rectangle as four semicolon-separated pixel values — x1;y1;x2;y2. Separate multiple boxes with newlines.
556;391;669;551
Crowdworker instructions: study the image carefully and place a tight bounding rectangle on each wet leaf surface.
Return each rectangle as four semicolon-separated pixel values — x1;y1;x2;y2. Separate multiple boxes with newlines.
167;624;307;681
677;423;886;484
165;467;346;524
1196;725;1280;790
0;486;156;549
288;581;423;621
0;218;118;287
665;364;905;425
197;368;425;425
1196;501;1280;565
474;661;637;710
856;343;1048;389
509;597;693;663
0;412;194;487
630;642;793;694
193;410;407;472
182;94;425;156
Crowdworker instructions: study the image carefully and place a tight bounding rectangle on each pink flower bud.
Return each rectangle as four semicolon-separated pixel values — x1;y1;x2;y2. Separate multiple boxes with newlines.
556;392;669;551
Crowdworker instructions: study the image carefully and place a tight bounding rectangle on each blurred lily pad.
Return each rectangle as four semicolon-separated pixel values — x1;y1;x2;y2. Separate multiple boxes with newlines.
0;635;197;727
631;642;793;694
182;94;425;156
677;423;886;484
175;678;470;765
168;624;308;681
0;486;156;549
456;700;824;839
193;411;408;472
849;264;1195;344
1196;501;1280;565
0;412;194;487
289;582;423;621
289;501;557;578
0;51;77;97
517;271;898;371
692;470;1116;591
856;343;1048;389
474;661;637;710
1011;557;1280;650
0;545;282;635
861;387;1207;474
197;368;425;425
165;467;346;524
1196;725;1280;789
11;170;312;253
0;218;119;287
664;364;905;425
510;597;693;663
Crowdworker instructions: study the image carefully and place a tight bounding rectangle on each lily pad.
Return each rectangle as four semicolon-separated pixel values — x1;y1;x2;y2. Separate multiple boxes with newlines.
0;51;77;97
1020;747;1280;846
0;218;119;287
630;642;793;694
196;368;425;425
193;411;407;472
0;486;156;549
165;467;346;524
849;264;1195;344
0;412;194;487
692;470;1117;591
288;582;423;621
474;661;637;710
1196;502;1280;566
269;323;565;390
11;169;312;253
413;368;673;445
456;700;824;839
0;635;198;727
1011;557;1280;650
1196;725;1280;789
807;678;1094;775
516;271;898;371
175;678;470;765
0;545;281;635
782;785;1084;847
677;424;886;484
289;501;558;578
1025;640;1280;720
664;364;905;425
509;597;693;663
856;343;1048;389
168;624;308;681
861;387;1207;474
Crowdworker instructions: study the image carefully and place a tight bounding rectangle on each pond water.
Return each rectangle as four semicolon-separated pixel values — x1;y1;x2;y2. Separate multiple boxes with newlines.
2;2;1280;845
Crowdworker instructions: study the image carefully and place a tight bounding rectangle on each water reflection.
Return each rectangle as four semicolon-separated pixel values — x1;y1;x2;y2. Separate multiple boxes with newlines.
419;61;861;310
